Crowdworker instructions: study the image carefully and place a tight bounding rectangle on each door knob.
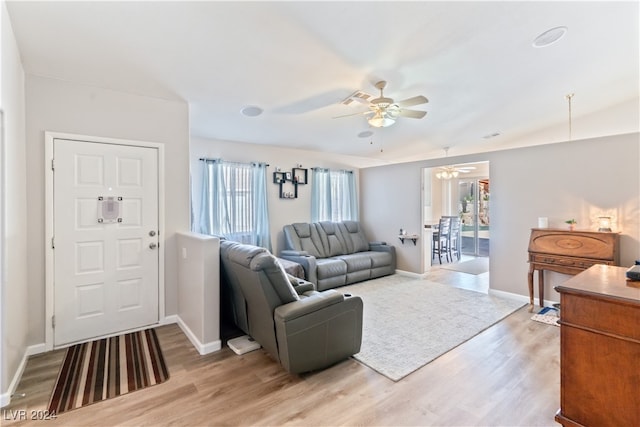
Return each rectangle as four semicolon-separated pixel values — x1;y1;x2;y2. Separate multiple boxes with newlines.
149;230;156;236
149;242;157;249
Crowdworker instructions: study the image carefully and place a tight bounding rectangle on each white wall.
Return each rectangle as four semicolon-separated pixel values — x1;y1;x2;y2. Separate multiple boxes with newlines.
190;136;365;254
361;133;640;302
1;0;28;405
176;232;220;355
25;75;190;345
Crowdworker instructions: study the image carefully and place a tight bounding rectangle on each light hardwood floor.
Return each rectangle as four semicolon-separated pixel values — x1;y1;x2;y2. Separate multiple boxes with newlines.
3;265;560;426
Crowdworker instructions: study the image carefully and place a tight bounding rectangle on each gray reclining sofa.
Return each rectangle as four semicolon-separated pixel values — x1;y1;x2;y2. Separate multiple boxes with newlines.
219;239;363;374
281;221;396;290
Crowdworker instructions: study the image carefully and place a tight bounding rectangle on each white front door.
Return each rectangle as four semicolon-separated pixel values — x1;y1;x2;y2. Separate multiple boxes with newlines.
53;138;159;346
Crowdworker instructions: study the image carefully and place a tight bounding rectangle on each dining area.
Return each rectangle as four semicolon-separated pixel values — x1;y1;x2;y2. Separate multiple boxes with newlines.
421;163;490;272
422;214;490;280
431;216;462;264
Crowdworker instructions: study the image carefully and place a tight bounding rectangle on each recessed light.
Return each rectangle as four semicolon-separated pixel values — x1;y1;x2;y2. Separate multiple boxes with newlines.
240;105;263;117
532;26;568;48
358;130;374;138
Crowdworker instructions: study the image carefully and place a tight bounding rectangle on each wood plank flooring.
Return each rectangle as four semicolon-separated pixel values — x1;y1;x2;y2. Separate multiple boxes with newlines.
3;265;560;426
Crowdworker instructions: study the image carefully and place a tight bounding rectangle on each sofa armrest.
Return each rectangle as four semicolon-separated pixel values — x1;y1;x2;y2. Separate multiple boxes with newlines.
279;252;318;284
281;249;309;257
369;243;396;270
292;282;315;295
285;273;316;295
274;293;363;374
370;242;394;254
274;290;344;321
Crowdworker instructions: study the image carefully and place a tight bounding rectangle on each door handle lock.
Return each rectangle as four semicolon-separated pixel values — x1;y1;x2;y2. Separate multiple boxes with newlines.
149;242;157;249
149;230;156;237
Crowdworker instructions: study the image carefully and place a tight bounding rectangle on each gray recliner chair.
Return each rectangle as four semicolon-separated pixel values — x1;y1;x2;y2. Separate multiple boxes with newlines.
219;240;363;374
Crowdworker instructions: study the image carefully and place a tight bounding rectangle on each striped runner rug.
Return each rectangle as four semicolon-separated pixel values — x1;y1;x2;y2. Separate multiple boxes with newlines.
48;328;169;414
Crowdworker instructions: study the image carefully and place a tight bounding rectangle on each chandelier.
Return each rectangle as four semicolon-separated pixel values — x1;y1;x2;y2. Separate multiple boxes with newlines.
436;167;459;180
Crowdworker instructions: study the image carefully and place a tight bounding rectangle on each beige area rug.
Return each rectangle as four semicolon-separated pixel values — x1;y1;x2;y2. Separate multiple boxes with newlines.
341;275;525;381
440;257;489;275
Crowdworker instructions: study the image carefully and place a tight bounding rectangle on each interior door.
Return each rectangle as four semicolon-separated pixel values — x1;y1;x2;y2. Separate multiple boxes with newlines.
53;138;159;346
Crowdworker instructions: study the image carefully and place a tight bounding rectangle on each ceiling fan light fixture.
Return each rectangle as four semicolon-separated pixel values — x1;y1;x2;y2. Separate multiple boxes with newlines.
436;166;461;180
436;170;458;180
336;80;427;128
368;115;395;128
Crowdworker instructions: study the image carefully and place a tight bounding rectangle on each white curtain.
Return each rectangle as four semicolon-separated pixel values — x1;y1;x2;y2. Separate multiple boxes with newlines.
311;168;358;222
197;159;271;251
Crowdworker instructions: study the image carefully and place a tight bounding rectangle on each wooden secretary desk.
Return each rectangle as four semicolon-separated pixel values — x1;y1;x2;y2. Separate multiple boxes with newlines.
527;228;619;308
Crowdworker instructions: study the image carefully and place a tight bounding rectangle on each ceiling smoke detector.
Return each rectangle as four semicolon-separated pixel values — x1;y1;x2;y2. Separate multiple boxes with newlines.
240;105;263;117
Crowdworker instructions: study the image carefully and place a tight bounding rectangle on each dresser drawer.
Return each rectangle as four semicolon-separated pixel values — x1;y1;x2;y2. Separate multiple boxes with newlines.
530;253;610;270
561;293;640;341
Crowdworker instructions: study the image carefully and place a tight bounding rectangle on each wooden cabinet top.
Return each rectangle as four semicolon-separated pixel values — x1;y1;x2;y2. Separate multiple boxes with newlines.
555;264;640;304
528;228;619;262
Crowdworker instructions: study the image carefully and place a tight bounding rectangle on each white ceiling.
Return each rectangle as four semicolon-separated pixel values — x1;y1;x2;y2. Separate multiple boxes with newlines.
7;1;639;166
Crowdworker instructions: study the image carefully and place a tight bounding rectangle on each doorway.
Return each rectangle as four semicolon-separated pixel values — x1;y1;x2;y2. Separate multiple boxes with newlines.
422;161;490;270
45;133;165;349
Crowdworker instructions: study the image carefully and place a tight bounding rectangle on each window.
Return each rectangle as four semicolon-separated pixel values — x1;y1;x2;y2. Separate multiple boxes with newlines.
197;159;271;250
311;168;358;222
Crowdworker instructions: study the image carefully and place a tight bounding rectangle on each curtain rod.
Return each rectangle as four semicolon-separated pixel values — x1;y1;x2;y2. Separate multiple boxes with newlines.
311;167;353;174
199;157;269;167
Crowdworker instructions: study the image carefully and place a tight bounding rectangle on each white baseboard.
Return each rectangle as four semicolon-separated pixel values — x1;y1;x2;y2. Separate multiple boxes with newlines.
161;314;179;325
489;288;558;307
175;316;221;356
395;269;427;279
0;342;46;408
0;390;10;408
26;343;47;356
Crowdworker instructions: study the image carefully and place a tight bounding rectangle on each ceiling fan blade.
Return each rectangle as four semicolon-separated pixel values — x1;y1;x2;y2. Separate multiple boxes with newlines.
332;110;375;119
341;90;375;106
398;109;427;119
396;95;428;108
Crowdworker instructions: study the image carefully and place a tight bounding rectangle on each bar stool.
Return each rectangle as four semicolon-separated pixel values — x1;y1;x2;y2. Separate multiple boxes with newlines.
447;216;462;261
432;217;451;264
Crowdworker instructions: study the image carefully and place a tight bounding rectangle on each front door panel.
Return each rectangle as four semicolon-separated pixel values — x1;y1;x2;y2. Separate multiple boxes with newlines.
54;139;159;346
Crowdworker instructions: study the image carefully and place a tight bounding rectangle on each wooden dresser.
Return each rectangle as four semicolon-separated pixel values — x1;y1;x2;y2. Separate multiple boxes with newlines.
554;265;640;427
527;228;619;308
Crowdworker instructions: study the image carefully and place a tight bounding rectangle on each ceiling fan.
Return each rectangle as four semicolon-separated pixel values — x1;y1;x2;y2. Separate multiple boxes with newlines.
436;165;476;179
335;81;428;128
